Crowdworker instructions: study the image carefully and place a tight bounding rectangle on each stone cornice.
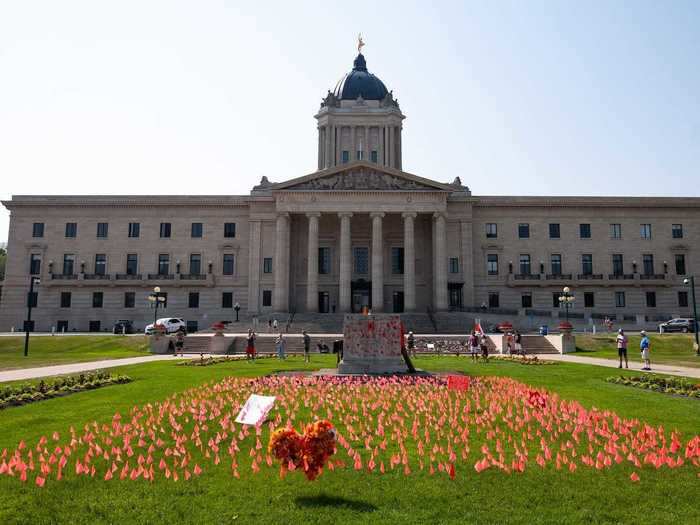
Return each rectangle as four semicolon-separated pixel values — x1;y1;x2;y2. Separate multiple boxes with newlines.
473;196;700;209
2;195;251;209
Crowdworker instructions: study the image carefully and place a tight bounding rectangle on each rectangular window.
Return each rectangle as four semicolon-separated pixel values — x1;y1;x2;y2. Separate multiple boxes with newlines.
224;223;236;238
65;222;77;238
126;254;138;275
519;254;531;275
610;223;622;239
27;291;38;308
60;292;71;308
89;320;101;332
487;254;498;275
223;254;235;275
160;222;171;238
158;254;170;275
549;223;560;239
370;150;378;163
222;292;233;308
485;223;498;238
615;291;626;308
356;150;362;161
645;291;656;308
97;222;109;238
319;247;332;275
63;254;75;275
353;247;369;274
553;292;563;308
124;292;135;308
189;254;201;275
640;224;652;240
584;292;595;308
488;292;499;308
678;291;689;308
579;223;591;239
675;254;686;275
581;254;593;275
518;223;530;239
391;247;404;275
29;254;41;275
612;254;624;276
449;257;459;274
262;290;272;307
94;254;106;275
128;222;140;238
672;224;683;239
341;150;349;163
642;254;654;275
92;292;103;308
188;292;199;308
263;257;273;274
32;222;44;238
550;254;562;275
191;222;203;238
521;293;533;308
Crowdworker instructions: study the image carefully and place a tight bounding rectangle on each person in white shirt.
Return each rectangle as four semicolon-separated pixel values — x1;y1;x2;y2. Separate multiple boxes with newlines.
616;328;628;369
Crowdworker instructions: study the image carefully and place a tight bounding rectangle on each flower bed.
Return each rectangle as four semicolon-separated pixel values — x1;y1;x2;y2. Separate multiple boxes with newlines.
0;371;132;410
485;355;557;366
606;375;700;399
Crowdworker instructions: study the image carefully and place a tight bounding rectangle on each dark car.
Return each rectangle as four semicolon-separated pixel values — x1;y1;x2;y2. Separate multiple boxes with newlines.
113;320;135;334
658;318;696;333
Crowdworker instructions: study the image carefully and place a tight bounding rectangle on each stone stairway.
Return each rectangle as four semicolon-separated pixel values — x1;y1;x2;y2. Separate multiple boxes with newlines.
520;336;559;355
181;335;218;354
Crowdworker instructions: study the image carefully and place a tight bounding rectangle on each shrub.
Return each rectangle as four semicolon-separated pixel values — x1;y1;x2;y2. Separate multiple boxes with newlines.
606;375;700;398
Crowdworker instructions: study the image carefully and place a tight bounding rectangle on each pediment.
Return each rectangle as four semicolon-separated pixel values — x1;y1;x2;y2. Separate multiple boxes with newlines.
272;162;458;192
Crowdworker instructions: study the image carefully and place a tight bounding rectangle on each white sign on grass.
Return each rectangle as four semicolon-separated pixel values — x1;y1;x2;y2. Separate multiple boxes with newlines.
235;394;276;426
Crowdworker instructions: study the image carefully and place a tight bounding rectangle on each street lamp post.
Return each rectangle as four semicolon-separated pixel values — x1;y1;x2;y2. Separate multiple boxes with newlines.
24;276;41;357
234;302;241;322
683;277;699;355
147;286;166;326
558;286;575;323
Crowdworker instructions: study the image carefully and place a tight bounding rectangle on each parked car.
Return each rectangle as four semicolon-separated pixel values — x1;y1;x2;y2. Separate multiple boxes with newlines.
113;320;134;334
145;318;187;335
658;318;697;333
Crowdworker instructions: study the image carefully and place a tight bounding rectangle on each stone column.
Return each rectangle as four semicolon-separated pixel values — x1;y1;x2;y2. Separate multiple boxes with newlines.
325;125;332;169
338;212;353;312
273;213;290;312
460;219;474;307
434;213;448;310
364;126;370;161
247;220;262;313
350;126;356;162
335;126;341;166
378;127;384;167
388;126;395;168
306;213;320;312
371;212;385;312
402;212;417;312
317;127;323;170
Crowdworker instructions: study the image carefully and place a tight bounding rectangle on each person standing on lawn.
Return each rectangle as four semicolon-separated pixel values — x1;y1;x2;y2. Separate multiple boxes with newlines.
275;333;286;359
514;331;523;355
640;330;652;370
246;328;256;361
175;327;186;357
616;328;629;369
303;330;311;363
468;331;480;360
480;333;489;359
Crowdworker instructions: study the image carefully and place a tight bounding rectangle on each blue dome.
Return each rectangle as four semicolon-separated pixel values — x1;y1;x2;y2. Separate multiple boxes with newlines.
333;54;389;101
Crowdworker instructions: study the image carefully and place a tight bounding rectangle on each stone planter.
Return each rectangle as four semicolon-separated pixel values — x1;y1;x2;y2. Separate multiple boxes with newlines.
558;321;574;334
149;334;173;354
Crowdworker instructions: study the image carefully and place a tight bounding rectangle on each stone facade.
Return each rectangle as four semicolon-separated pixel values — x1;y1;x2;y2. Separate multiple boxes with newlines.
1;53;699;333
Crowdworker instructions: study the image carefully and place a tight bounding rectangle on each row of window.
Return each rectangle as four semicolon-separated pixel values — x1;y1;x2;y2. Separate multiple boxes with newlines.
485;290;690;309
31;222;237;239
485;222;683;240
485;253;687;276
340;150;379;164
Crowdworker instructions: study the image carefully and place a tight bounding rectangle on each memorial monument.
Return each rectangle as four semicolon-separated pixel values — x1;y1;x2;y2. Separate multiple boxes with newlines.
337;314;409;374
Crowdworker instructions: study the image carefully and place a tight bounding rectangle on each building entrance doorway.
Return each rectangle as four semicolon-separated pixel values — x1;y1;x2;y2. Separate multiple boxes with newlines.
318;291;330;313
448;283;464;311
351;279;371;313
392;291;404;313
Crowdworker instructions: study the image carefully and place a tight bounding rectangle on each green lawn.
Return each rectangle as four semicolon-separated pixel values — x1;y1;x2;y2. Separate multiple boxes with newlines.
0;336;149;370
575;333;700;368
0;356;698;524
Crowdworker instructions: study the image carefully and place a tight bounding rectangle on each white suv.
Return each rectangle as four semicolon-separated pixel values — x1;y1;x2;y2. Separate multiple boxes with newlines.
145;318;186;335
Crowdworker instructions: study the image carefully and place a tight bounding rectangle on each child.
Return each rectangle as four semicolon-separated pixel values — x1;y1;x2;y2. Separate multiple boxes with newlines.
640;331;651;370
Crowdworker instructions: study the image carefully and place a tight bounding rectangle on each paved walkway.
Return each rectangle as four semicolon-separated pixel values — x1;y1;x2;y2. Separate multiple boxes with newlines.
541;354;700;379
0;355;182;383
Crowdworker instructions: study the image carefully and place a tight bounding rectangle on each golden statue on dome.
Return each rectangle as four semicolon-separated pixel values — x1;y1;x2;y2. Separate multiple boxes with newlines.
357;33;365;54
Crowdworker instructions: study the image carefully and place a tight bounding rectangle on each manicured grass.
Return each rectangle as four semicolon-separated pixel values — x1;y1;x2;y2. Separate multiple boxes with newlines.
0;336;149;370
576;333;700;368
0;355;698;524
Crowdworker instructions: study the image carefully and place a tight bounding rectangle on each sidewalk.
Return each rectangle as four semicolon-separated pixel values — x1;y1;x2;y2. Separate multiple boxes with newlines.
0;355;181;383
541;354;700;379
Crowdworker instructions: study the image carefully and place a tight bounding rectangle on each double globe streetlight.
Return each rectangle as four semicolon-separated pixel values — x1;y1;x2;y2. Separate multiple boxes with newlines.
558;286;575;323
147;286;167;326
682;277;699;356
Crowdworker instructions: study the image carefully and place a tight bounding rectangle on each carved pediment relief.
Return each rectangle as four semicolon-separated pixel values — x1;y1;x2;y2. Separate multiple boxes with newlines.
281;167;443;192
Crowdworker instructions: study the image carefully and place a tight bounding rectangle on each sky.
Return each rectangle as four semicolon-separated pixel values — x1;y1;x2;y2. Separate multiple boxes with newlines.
0;1;699;242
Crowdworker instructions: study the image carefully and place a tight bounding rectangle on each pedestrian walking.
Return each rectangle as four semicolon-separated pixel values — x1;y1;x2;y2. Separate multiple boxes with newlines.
640;330;652;370
480;333;489;359
514;332;523;355
302;330;311;363
246;328;256;361
175;327;185;357
273;318;279;332
275;333;286;359
616;329;628;368
268;319;272;332
468;331;480;360
407;331;416;357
